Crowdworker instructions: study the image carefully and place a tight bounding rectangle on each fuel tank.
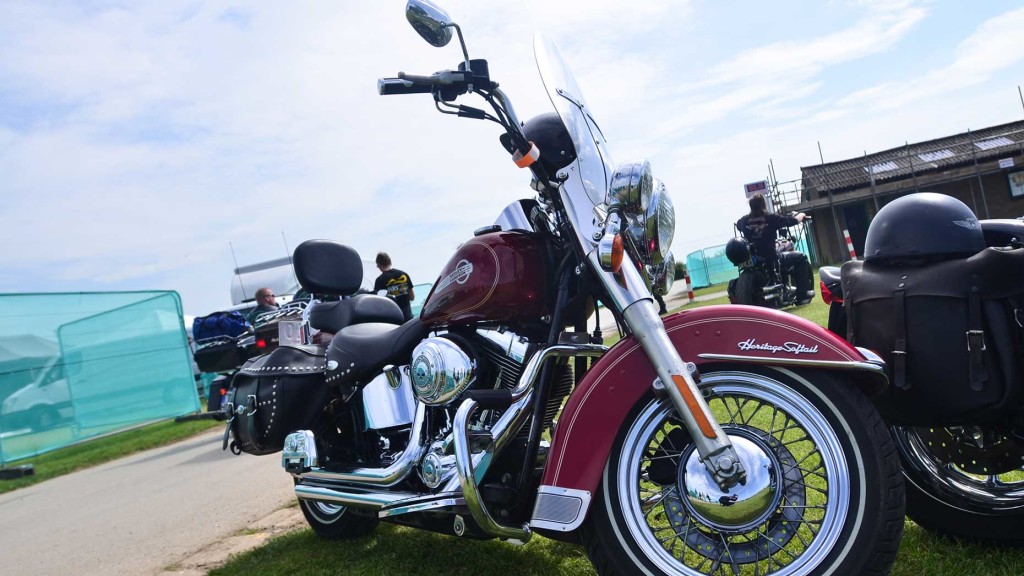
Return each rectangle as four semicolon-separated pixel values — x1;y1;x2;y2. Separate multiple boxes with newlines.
421;231;550;327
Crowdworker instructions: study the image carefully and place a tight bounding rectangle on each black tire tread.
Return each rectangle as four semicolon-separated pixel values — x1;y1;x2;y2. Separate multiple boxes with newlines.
298;499;379;540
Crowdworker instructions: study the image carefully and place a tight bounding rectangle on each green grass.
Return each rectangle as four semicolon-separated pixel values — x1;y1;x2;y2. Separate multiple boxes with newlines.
0;416;222;495
209;519;1024;576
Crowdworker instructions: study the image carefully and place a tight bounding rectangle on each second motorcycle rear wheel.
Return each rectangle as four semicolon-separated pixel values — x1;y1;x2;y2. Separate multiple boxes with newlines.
733;271;765;307
892;425;1024;545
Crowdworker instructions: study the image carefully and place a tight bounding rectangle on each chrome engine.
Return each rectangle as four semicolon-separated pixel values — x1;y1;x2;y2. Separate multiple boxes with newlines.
410;336;477;405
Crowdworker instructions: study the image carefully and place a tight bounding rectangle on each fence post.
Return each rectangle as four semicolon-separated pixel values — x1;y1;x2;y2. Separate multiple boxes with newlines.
843;229;858;261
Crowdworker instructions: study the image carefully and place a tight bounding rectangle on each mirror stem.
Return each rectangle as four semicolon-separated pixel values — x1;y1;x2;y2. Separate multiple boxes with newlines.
446;23;471;73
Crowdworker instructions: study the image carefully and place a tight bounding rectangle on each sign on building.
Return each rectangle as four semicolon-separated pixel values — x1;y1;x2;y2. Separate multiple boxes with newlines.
744;180;768;199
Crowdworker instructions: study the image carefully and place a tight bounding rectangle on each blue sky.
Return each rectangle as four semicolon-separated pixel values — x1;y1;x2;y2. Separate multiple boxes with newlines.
2;0;1023;316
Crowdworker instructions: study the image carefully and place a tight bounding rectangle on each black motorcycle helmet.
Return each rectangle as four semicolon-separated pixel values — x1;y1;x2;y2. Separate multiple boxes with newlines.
725;237;751;265
863;192;985;262
521;112;577;175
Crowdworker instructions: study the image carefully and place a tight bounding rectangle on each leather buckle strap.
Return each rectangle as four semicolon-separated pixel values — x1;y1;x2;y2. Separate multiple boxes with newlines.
967;291;987;392
966;330;986;352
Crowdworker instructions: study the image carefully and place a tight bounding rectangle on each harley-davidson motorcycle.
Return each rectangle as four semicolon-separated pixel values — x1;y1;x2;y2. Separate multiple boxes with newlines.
220;2;905;573
725;218;814;309
819;191;1024;546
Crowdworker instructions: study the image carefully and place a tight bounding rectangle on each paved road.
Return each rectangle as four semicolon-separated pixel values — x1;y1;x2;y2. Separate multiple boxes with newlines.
0;427;295;576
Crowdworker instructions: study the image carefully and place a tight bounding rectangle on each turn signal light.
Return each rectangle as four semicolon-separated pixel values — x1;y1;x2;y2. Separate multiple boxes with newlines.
610;234;624;273
598;232;626;272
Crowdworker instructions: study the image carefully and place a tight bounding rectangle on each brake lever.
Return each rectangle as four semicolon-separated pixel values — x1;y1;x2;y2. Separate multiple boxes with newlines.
398;70;469;86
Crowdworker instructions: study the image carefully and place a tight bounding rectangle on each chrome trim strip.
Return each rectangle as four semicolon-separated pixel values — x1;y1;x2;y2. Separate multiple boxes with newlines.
378;493;466;518
854;346;886;368
529;485;591;532
294;484;422;511
697;353;888;375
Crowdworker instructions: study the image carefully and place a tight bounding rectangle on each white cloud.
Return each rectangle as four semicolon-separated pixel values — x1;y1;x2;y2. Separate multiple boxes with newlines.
837;6;1024;111
1;0;1022;315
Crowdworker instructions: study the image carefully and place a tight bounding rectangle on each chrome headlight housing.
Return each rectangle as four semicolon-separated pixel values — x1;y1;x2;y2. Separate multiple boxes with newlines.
624;178;675;266
643;180;675;265
647;251;675;296
608;159;653;215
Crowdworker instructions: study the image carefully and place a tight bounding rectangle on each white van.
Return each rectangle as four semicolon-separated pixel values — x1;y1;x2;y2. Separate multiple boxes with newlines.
1;357;72;432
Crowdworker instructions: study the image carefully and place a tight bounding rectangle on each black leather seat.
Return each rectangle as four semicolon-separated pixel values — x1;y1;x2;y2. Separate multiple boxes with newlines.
325;319;430;387
819;266;841;286
309;294;405;334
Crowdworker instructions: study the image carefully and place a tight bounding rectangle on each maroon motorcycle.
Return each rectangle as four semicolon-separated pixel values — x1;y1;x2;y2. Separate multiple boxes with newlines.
220;2;904;574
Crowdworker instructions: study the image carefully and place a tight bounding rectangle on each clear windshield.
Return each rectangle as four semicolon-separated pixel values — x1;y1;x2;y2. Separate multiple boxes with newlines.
534;33;614;207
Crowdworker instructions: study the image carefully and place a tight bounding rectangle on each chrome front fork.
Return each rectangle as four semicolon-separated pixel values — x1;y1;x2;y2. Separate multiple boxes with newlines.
599;254;746;490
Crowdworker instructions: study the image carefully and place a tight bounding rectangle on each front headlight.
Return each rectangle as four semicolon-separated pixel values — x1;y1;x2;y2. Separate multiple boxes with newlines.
624;178;674;266
644;180;675;265
608;159;653;214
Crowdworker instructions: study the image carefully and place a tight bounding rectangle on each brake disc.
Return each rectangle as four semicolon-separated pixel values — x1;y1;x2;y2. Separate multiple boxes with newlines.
913;426;1024;475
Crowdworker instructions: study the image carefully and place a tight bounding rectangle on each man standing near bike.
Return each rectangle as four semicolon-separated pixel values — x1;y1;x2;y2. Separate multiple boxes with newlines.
736;193;814;305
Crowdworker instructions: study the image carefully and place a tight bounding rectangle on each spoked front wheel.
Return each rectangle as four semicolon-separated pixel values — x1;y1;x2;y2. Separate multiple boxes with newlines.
582;366;904;575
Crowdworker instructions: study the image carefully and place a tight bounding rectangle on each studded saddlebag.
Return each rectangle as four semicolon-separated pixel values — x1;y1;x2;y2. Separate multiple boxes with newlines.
224;344;330;455
842;247;1024;425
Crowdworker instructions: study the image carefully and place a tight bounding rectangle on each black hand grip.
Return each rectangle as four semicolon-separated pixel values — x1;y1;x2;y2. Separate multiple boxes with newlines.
377;78;433;96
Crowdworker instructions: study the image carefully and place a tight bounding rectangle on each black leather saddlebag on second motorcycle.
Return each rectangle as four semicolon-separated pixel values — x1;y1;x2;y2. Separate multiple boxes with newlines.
843;247;1024;425
224;344;330;455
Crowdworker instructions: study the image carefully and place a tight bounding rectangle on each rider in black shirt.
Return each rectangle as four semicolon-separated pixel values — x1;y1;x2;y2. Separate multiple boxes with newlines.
736;193;814;305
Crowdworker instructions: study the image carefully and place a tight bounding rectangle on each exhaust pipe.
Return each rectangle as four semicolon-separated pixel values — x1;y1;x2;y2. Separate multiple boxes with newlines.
295;484;423;511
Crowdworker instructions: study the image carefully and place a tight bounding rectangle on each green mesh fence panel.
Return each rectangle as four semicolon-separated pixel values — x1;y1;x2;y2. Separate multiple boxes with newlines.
686;245;738;289
0;291;199;465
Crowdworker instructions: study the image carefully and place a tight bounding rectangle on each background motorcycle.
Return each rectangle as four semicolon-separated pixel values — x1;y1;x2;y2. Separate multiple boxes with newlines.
725;216;813;308
820;192;1024;545
220;2;905;574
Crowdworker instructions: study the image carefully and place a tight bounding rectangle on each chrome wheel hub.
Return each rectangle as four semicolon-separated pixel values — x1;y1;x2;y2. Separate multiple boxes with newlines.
679;430;782;533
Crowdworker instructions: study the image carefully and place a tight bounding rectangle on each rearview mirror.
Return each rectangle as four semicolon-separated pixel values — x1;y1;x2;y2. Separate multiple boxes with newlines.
406;0;453;47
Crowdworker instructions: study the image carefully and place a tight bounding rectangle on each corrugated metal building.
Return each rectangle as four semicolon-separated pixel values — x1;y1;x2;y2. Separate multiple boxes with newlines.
774;120;1024;264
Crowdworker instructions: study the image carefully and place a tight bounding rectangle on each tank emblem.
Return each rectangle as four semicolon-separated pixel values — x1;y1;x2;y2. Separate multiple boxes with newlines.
953;218;979;230
436;259;474;293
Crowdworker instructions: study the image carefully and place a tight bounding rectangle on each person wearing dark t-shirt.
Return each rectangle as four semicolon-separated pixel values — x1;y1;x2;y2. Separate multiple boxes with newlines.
374;252;416;321
736;193;814;305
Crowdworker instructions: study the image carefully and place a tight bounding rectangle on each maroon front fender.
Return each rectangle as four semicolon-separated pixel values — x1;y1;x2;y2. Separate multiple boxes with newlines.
531;304;886;533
